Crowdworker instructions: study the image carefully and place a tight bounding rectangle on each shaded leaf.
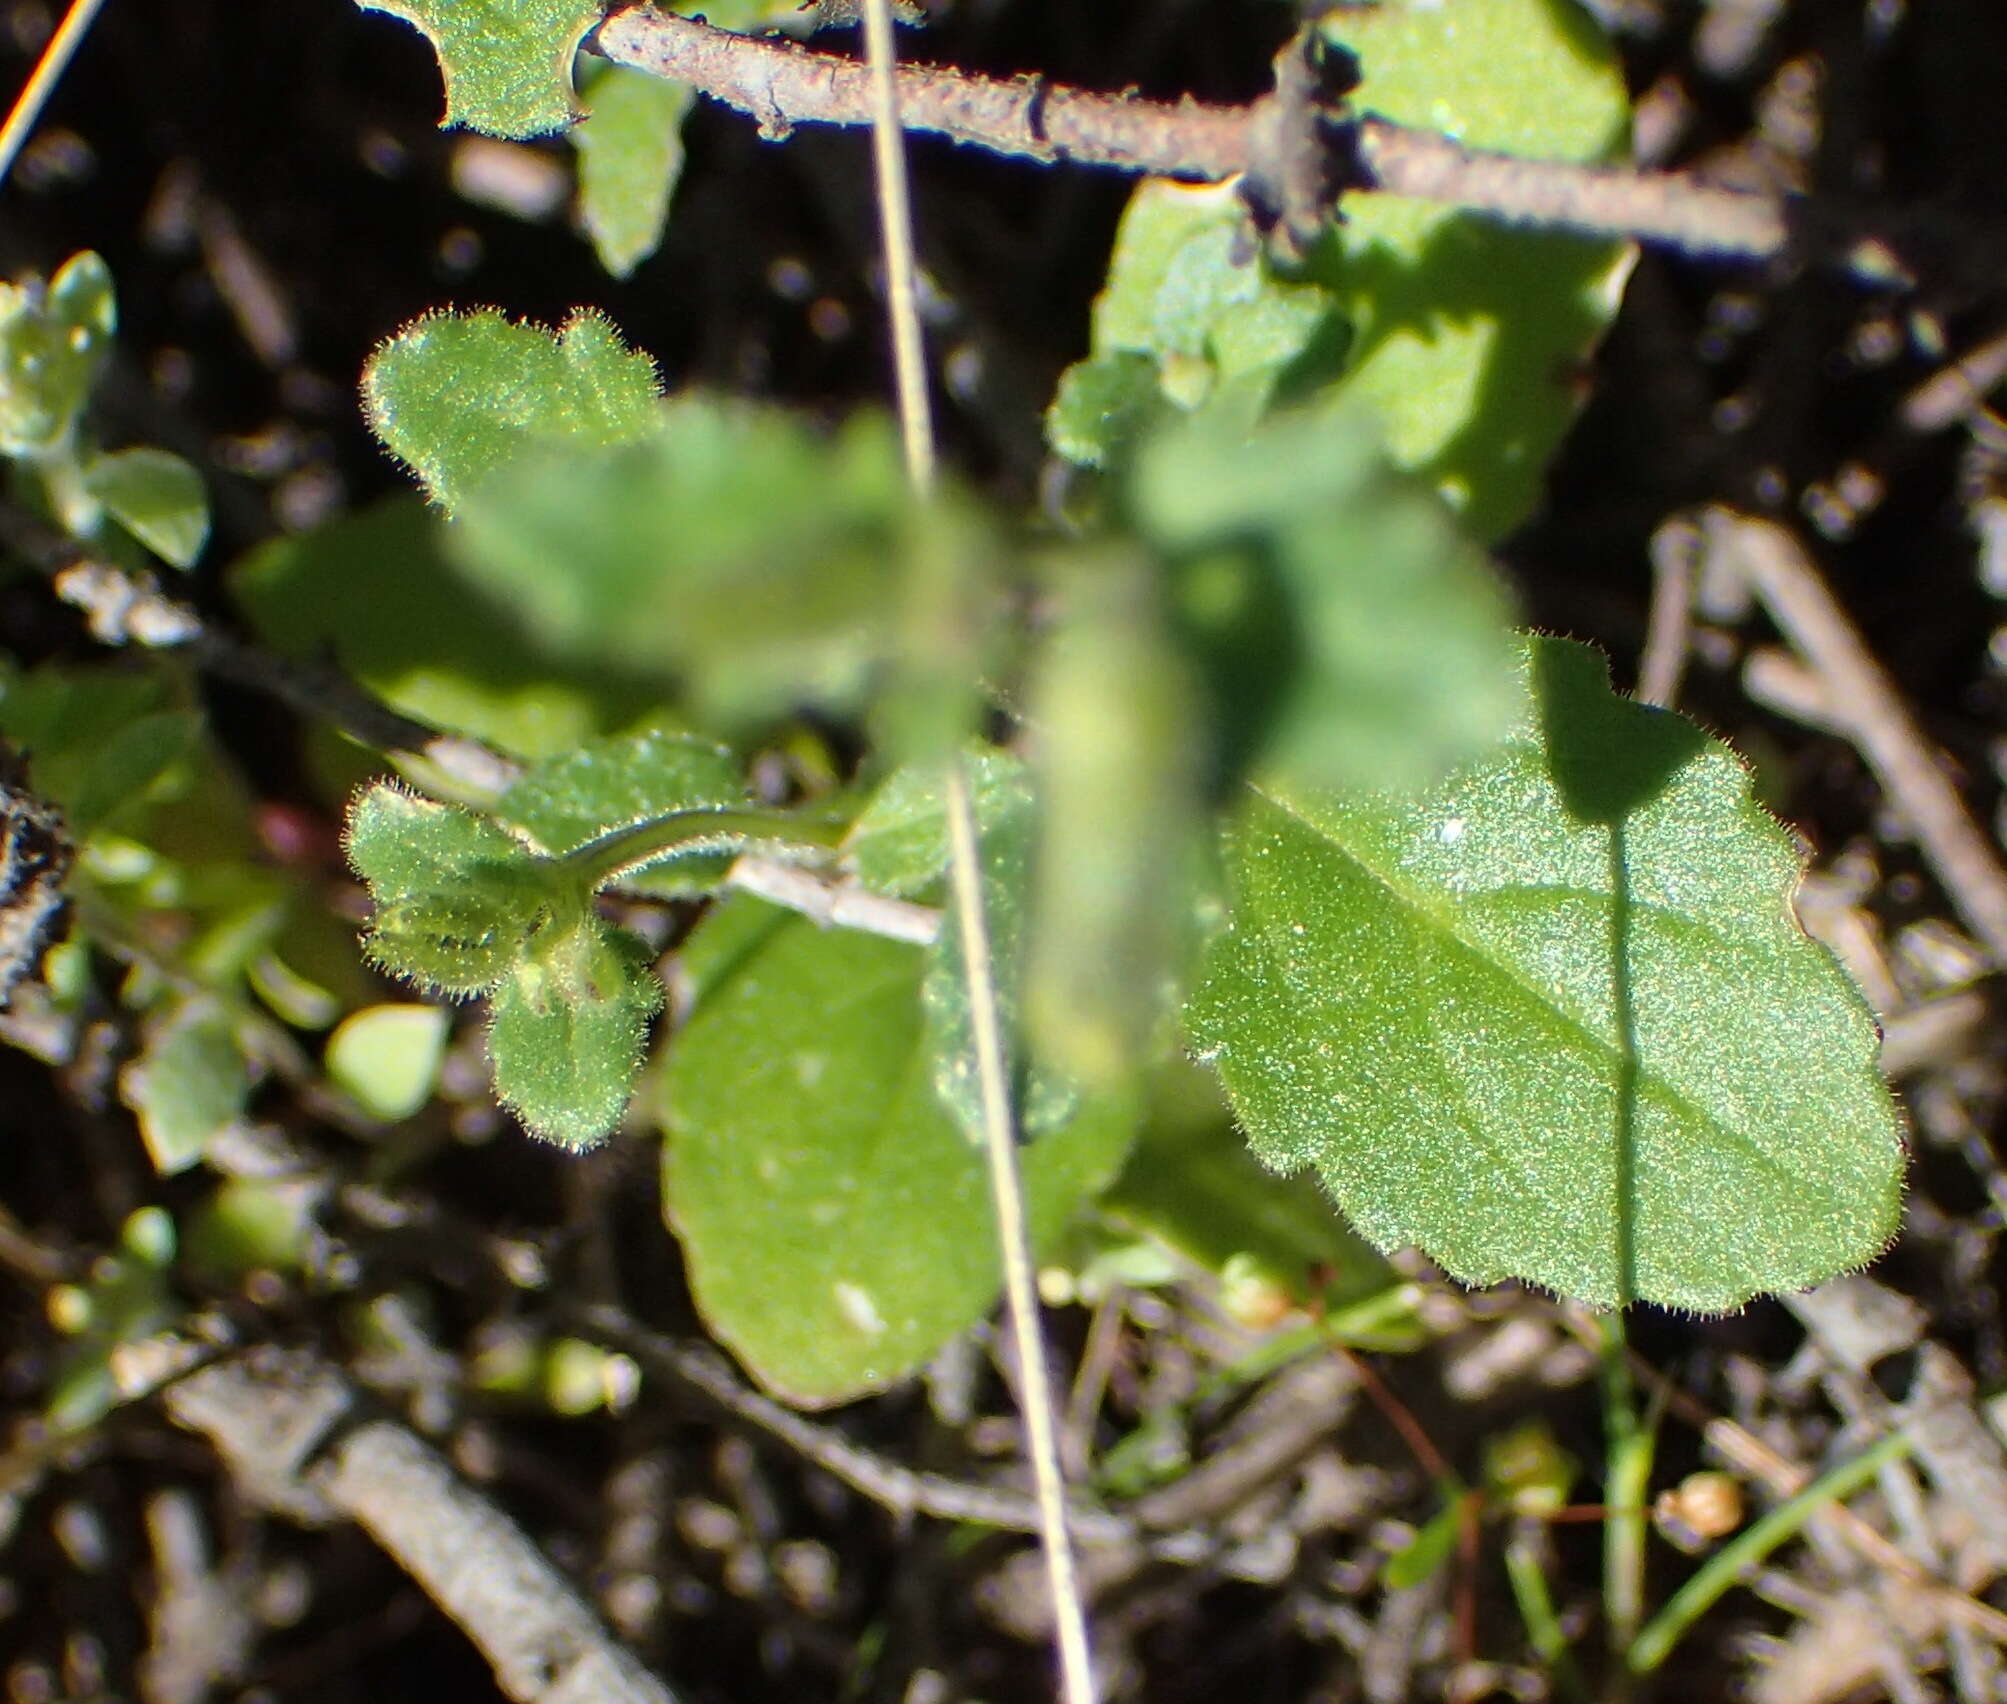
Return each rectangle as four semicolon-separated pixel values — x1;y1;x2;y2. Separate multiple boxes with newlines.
363;307;662;514
354;0;602;137
841;748;1029;899
230;498;663;761
660;898;1133;1405
1187;636;1906;1311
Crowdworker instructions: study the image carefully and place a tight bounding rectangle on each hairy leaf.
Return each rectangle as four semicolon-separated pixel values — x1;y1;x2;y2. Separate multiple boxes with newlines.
345;785;550;994
496;728;743;857
488;914;662;1147
354;0;603;138
842;749;1030;899
1187;636;1906;1312
660;898;1133;1405
1048;181;1343;468
574;62;693;278
363;308;662;514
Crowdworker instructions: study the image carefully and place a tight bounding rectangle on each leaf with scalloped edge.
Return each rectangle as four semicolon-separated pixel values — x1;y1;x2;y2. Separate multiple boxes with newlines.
354;0;603;138
489;912;662;1147
363;307;662;514
1187;635;1905;1312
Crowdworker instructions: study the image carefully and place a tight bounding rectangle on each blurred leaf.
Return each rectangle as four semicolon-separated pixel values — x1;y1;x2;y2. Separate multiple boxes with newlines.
574;62;693;278
326;1003;451;1121
1025;550;1206;1087
1384;1501;1462;1590
345;785;550;995
842;748;1030;899
446;399;923;726
1308;0;1633;538
231;497;662;760
488;912;662;1147
363;307;663;514
1046;352;1163;471
0;251;114;455
1187;636;1906;1311
353;0;602;137
183;1179;317;1282
82;447;209;569
1136;407;1518;799
121;1003;249;1174
660;897;1133;1406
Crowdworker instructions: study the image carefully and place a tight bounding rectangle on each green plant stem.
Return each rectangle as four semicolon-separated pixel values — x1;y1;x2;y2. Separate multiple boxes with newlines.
551;807;845;891
1504;1527;1588;1704
1599;1313;1651;1670
1627;1426;1915;1674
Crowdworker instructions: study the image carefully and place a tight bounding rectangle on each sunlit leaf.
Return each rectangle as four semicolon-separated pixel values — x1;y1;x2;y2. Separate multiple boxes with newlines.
574;62;693;278
842;748;1030;899
1309;0;1634;537
326;1002;451;1121
1187;636;1906;1311
488;913;662;1147
345;784;549;994
0;251;113;455
363;308;663;514
83;447;210;569
354;0;603;138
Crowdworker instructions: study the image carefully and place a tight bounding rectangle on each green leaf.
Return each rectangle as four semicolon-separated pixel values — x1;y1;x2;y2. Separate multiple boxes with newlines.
1048;180;1344;468
488;913;662;1147
83;447;210;569
363;307;663;514
1024;550;1206;1087
345;784;550;994
1384;1501;1463;1590
1187;636;1906;1312
495;727;745;895
445;399;917;725
354;0;603;138
842;747;1030;898
183;1179;317;1282
121;1004;250;1174
1136;408;1519;799
659;898;1134;1405
230;498;663;760
919;765;1078;1143
1103;1057;1392;1311
1309;0;1633;538
326;1003;451;1121
0;251;114;455
574;62;693;278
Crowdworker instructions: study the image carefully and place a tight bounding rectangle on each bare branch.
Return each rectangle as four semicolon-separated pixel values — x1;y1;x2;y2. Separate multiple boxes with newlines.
592;6;1896;275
